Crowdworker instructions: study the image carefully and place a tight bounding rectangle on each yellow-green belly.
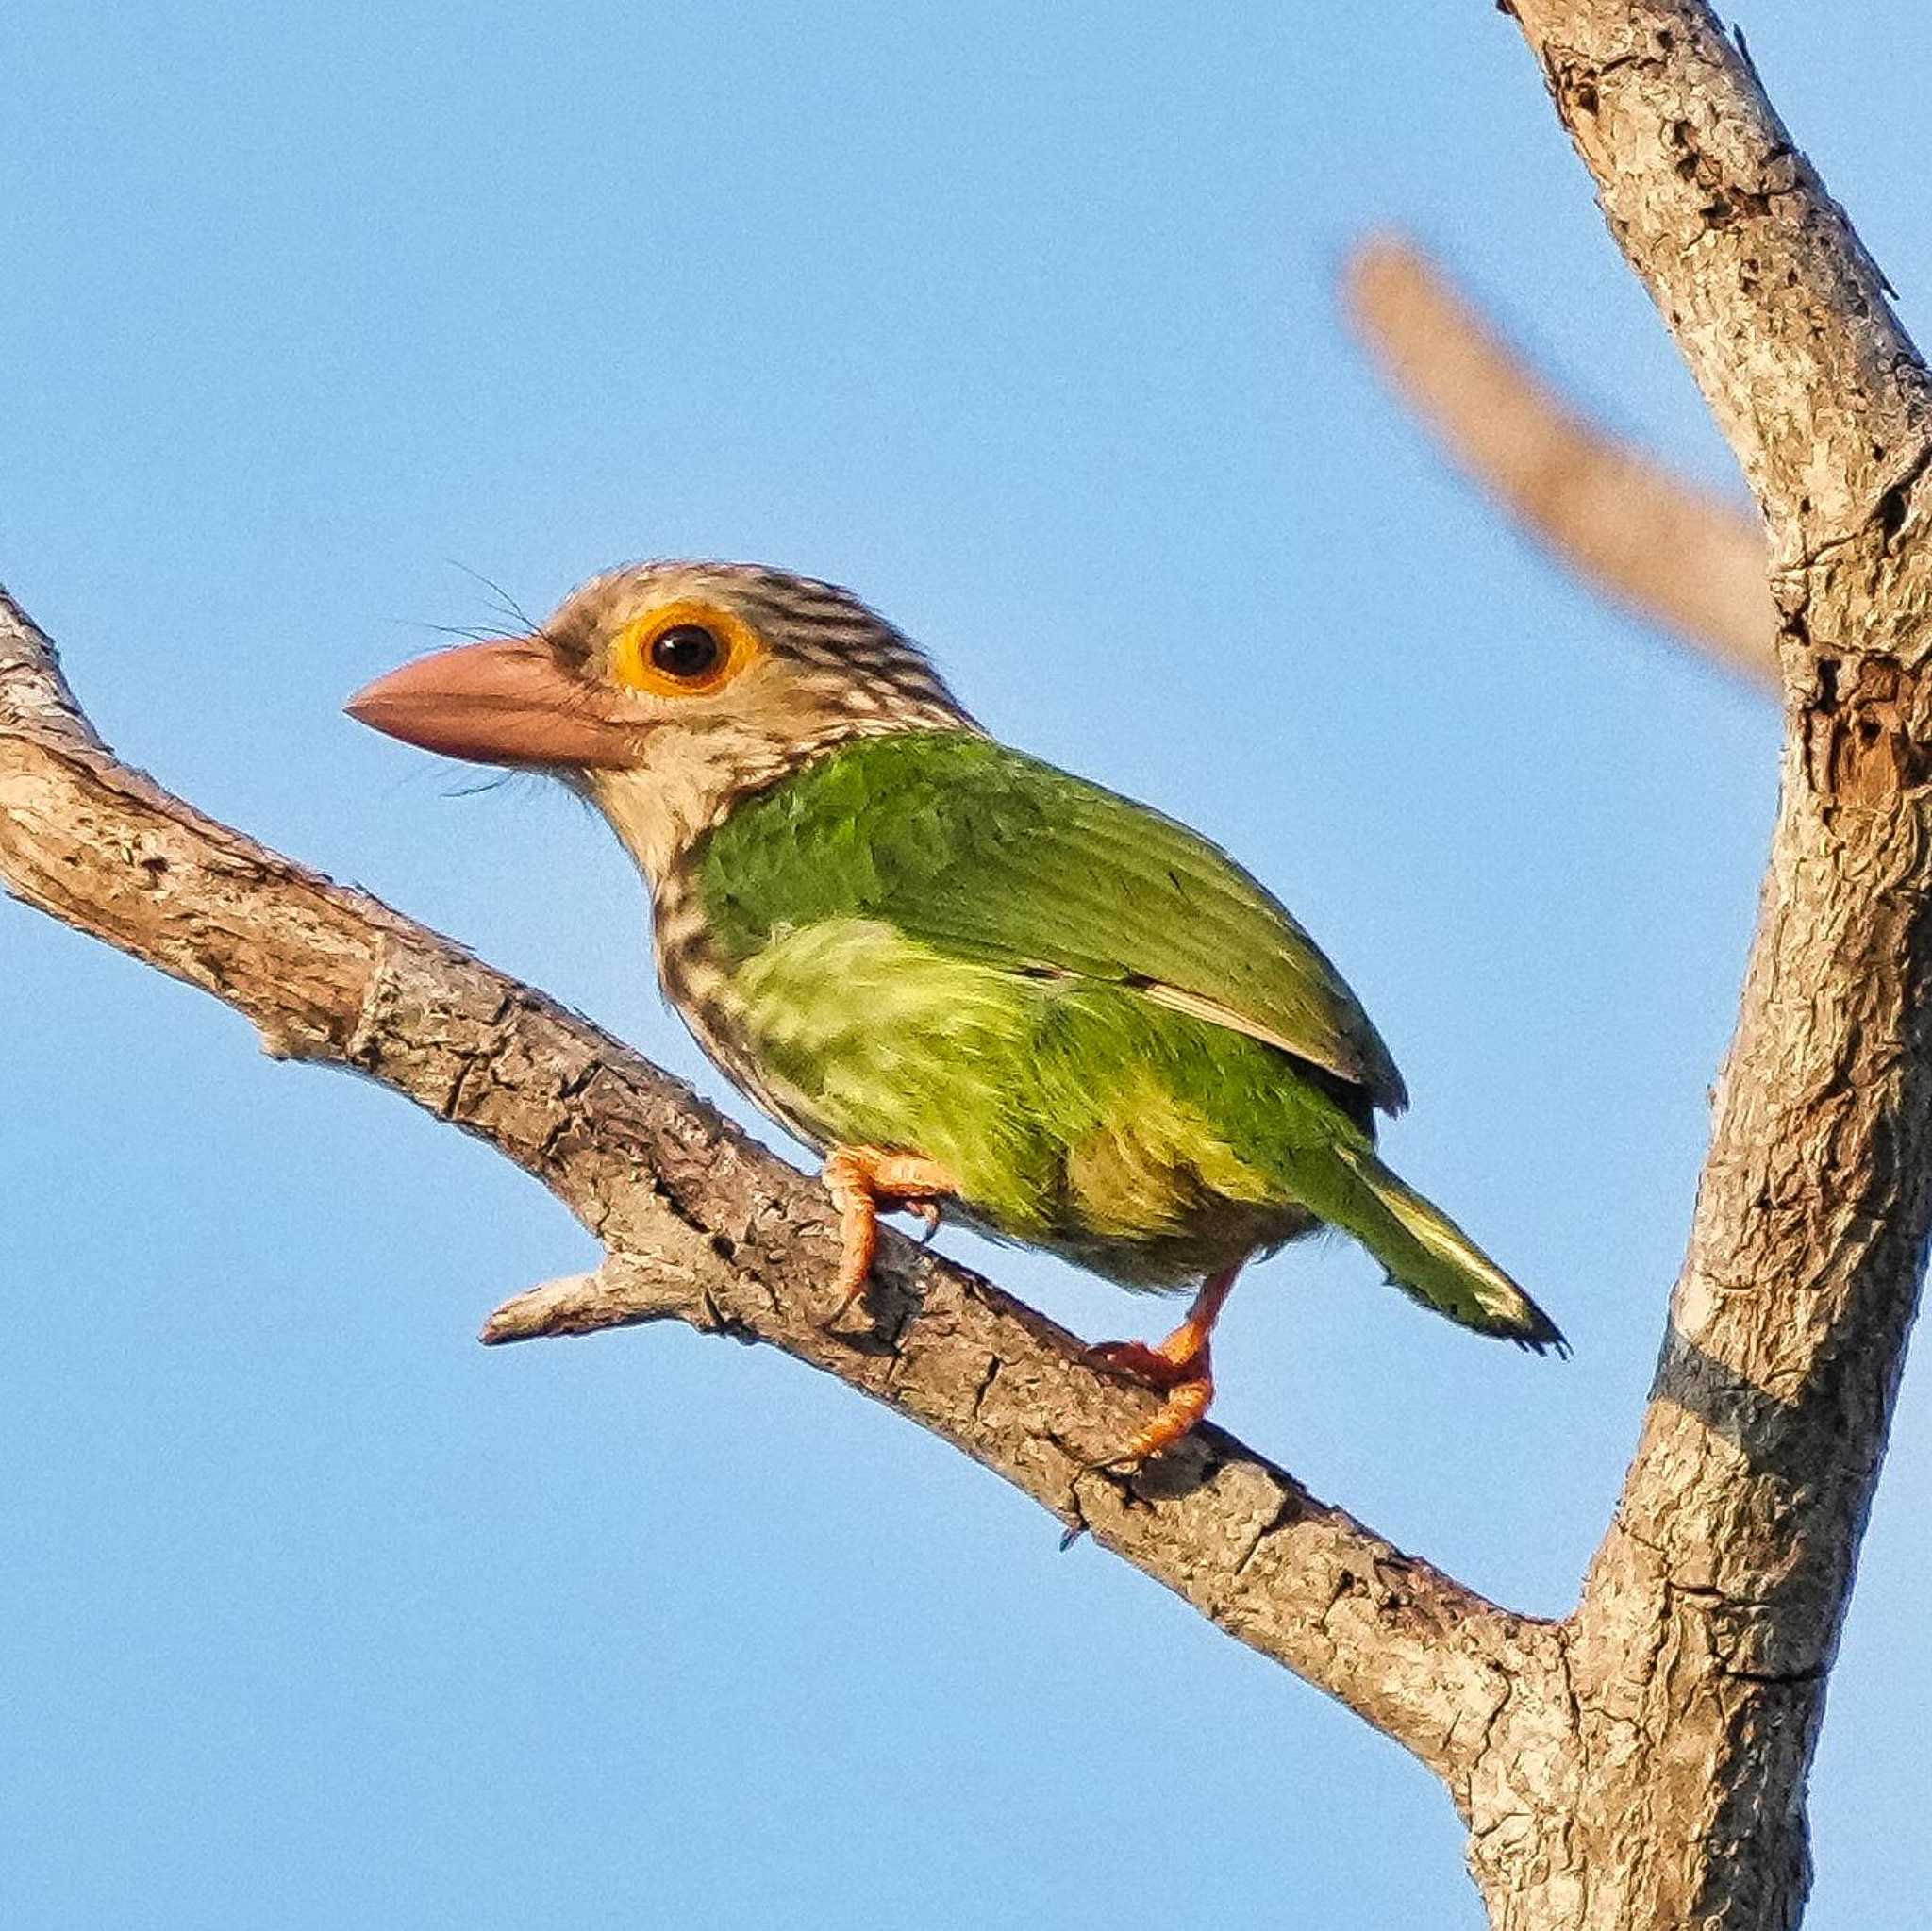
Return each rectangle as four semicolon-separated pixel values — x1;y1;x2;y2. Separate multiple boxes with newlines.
728;916;1352;1290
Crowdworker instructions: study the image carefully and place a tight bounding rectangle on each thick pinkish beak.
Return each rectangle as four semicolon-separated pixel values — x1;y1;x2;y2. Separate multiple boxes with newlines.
344;637;639;770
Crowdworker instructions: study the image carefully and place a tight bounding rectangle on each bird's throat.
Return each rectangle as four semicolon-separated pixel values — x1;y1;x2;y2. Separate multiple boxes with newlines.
586;723;848;890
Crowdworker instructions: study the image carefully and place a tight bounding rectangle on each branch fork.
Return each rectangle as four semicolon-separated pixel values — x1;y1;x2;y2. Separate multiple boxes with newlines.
7;6;1930;1923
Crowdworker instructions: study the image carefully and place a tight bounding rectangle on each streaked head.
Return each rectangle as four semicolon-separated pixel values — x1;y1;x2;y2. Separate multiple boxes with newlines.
347;560;974;881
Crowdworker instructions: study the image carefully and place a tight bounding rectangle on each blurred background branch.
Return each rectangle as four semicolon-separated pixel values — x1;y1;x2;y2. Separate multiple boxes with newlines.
1344;231;1778;691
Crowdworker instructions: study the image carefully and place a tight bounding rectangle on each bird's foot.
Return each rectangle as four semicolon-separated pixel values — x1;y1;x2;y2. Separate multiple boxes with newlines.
1086;1333;1216;1464
1084;1263;1244;1465
820;1144;954;1328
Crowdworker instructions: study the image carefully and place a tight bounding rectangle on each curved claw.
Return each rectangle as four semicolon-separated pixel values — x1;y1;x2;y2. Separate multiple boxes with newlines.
820;1144;956;1329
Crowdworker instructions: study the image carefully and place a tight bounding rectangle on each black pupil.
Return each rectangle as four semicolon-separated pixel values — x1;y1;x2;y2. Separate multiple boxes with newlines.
650;624;723;679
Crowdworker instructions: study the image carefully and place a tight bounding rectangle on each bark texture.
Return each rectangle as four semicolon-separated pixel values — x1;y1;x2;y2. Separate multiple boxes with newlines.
2;4;1927;1926
1474;3;1932;1925
1343;232;1777;686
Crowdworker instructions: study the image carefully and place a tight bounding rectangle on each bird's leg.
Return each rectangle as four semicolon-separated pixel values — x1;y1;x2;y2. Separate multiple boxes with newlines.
1089;1260;1246;1462
821;1144;955;1325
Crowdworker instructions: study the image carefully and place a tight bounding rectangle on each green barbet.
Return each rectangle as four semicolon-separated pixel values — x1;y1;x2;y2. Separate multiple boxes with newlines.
347;561;1563;1458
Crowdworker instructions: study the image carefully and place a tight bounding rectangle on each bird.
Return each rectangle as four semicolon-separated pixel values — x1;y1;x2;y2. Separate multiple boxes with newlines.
346;560;1564;1461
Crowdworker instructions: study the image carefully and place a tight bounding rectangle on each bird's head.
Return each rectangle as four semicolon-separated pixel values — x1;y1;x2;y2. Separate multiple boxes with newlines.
347;560;973;881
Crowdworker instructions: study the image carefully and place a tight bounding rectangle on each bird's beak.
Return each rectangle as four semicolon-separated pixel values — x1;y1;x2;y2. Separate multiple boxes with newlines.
344;637;639;770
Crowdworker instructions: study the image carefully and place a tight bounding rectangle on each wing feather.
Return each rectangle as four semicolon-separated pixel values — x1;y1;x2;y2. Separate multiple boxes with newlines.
698;734;1408;1114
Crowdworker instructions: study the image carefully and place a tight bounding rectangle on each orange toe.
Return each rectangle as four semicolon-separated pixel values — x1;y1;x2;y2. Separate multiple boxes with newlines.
1112;1370;1215;1465
1088;1338;1203;1391
820;1144;955;1327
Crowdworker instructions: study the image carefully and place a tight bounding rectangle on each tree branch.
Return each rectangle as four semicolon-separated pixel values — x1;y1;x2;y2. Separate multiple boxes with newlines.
11;11;1931;1921
1342;231;1778;687
1468;5;1932;1923
0;583;1554;1789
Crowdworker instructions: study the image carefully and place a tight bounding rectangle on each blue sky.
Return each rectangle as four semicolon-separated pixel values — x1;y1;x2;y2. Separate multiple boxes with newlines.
3;4;1926;1925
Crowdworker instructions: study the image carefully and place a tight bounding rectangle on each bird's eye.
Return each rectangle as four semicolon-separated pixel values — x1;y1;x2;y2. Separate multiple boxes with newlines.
610;604;758;697
648;624;724;680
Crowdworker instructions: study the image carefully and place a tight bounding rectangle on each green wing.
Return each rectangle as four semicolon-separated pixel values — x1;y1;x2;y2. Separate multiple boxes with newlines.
697;731;1407;1114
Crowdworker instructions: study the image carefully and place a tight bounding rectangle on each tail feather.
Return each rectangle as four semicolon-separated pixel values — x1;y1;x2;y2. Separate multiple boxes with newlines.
1324;1145;1567;1355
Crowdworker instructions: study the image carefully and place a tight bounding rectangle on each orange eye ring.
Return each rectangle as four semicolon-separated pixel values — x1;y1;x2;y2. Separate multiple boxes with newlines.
609;601;762;698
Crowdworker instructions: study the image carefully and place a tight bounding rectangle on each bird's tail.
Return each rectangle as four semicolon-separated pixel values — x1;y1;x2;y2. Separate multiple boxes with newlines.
1313;1143;1567;1355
